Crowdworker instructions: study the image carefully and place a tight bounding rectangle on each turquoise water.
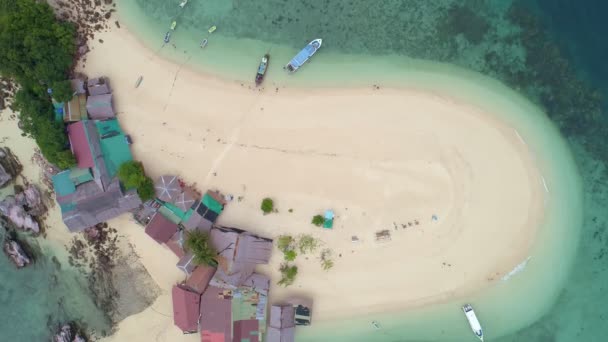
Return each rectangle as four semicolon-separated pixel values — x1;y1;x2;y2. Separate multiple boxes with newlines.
0;232;111;340
115;0;606;341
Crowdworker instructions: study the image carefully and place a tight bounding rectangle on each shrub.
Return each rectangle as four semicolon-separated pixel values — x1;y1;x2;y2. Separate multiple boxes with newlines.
278;263;298;287
277;235;294;253
261;198;274;214
117;161;156;201
298;234;318;254
284;250;297;262
51;80;74;102
320;248;334;271
311;215;324;227
184;230;217;267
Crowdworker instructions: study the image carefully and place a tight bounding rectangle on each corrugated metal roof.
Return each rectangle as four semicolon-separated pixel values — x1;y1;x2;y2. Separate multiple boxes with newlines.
269;305;295;329
233;320;259;342
145;212;179;244
199;286;232;342
87;77;111;96
99;133;133;179
86;94;115;119
234;233;273;265
266;326;295;342
68;121;94;169
202;193;223;215
184;264;217;294
172;285;201;333
52;171;76;196
69;167;93;185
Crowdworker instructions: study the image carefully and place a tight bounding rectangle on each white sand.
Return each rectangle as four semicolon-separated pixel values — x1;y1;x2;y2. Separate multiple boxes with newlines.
3;19;545;340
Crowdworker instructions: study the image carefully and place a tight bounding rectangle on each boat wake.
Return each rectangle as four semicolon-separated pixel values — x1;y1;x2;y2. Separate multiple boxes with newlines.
501;256;531;281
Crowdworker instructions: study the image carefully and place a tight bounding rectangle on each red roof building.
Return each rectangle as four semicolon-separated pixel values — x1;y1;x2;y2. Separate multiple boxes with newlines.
145;212;179;244
172;285;201;334
232;319;259;342
67;122;94;169
185;265;217;295
200;286;232;342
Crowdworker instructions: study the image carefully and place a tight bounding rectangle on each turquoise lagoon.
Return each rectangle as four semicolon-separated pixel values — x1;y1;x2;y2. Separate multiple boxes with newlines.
113;1;596;341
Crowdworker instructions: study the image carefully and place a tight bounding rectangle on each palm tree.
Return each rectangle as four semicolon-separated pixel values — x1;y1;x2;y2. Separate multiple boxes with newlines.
184;230;218;267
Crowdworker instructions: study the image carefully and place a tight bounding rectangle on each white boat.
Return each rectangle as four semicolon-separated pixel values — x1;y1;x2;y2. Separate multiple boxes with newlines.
371;321;381;330
200;39;208;48
285;38;322;73
179;0;188;8
462;304;484;341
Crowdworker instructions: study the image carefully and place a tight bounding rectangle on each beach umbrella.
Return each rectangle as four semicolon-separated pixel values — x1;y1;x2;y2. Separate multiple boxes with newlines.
175;190;196;212
155;175;181;203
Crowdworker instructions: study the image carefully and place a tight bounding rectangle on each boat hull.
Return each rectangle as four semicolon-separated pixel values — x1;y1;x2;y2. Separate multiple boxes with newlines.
462;304;484;341
255;54;270;86
285;39;322;73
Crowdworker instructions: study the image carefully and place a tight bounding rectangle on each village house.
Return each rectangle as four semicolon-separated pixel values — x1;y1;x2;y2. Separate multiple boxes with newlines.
86;93;115;120
61;78;87;122
87;77;111;96
172;284;202;334
266;305;296;342
52;119;140;232
199;286;232;342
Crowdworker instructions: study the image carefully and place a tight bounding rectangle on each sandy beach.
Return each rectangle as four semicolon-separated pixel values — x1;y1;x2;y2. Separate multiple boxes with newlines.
16;18;545;340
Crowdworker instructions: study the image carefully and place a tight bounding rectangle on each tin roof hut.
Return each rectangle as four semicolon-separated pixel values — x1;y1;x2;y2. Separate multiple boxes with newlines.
155;175;181;203
199;286;232;342
86;94;115;120
171;285;201;334
267;304;296;342
87;77;111;96
175;189;197;212
184;264;217;295
144;212;179;244
233;319;259;342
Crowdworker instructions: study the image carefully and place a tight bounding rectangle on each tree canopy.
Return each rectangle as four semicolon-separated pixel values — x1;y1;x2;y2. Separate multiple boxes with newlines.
0;0;75;86
0;0;77;169
185;230;218;267
117;161;156;202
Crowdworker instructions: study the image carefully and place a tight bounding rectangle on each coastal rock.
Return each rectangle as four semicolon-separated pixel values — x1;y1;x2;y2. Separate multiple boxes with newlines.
0;186;43;233
54;323;86;342
15;185;46;216
3;239;31;268
0;147;22;188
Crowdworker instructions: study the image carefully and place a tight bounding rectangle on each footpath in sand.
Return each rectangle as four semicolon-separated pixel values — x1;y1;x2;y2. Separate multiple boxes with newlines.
73;24;547;341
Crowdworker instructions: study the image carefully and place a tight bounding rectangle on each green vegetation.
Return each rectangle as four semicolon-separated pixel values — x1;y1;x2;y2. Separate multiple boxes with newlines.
0;0;76;169
184;230;218;267
278;263;298;287
320;248;334;271
288;208;293;213
276;235;295;253
117;161;156;201
261;197;274;214
311;215;325;227
50;80;74;103
284;250;297;262
298;234;319;254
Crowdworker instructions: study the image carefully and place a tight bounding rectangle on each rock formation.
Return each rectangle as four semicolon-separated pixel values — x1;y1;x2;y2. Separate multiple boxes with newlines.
0;147;22;188
0;185;45;233
54;323;86;342
2;238;31;268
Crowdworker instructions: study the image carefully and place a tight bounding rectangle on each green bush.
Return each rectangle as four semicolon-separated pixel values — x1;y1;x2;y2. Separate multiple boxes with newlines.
184;230;217;267
278;263;298;287
298;234;318;254
321;259;334;270
117;161;156;201
261;197;274;214
51;80;74;102
276;235;294;253
311;215;324;227
284;250;297;262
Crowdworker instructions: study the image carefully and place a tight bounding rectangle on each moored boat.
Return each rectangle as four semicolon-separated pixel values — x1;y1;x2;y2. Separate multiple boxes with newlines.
200;39;208;48
164;31;171;43
255;54;270;86
179;0;188;8
285;38;322;73
462;304;484;341
170;21;177;30
208;25;217;34
135;76;143;88
371;321;381;330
